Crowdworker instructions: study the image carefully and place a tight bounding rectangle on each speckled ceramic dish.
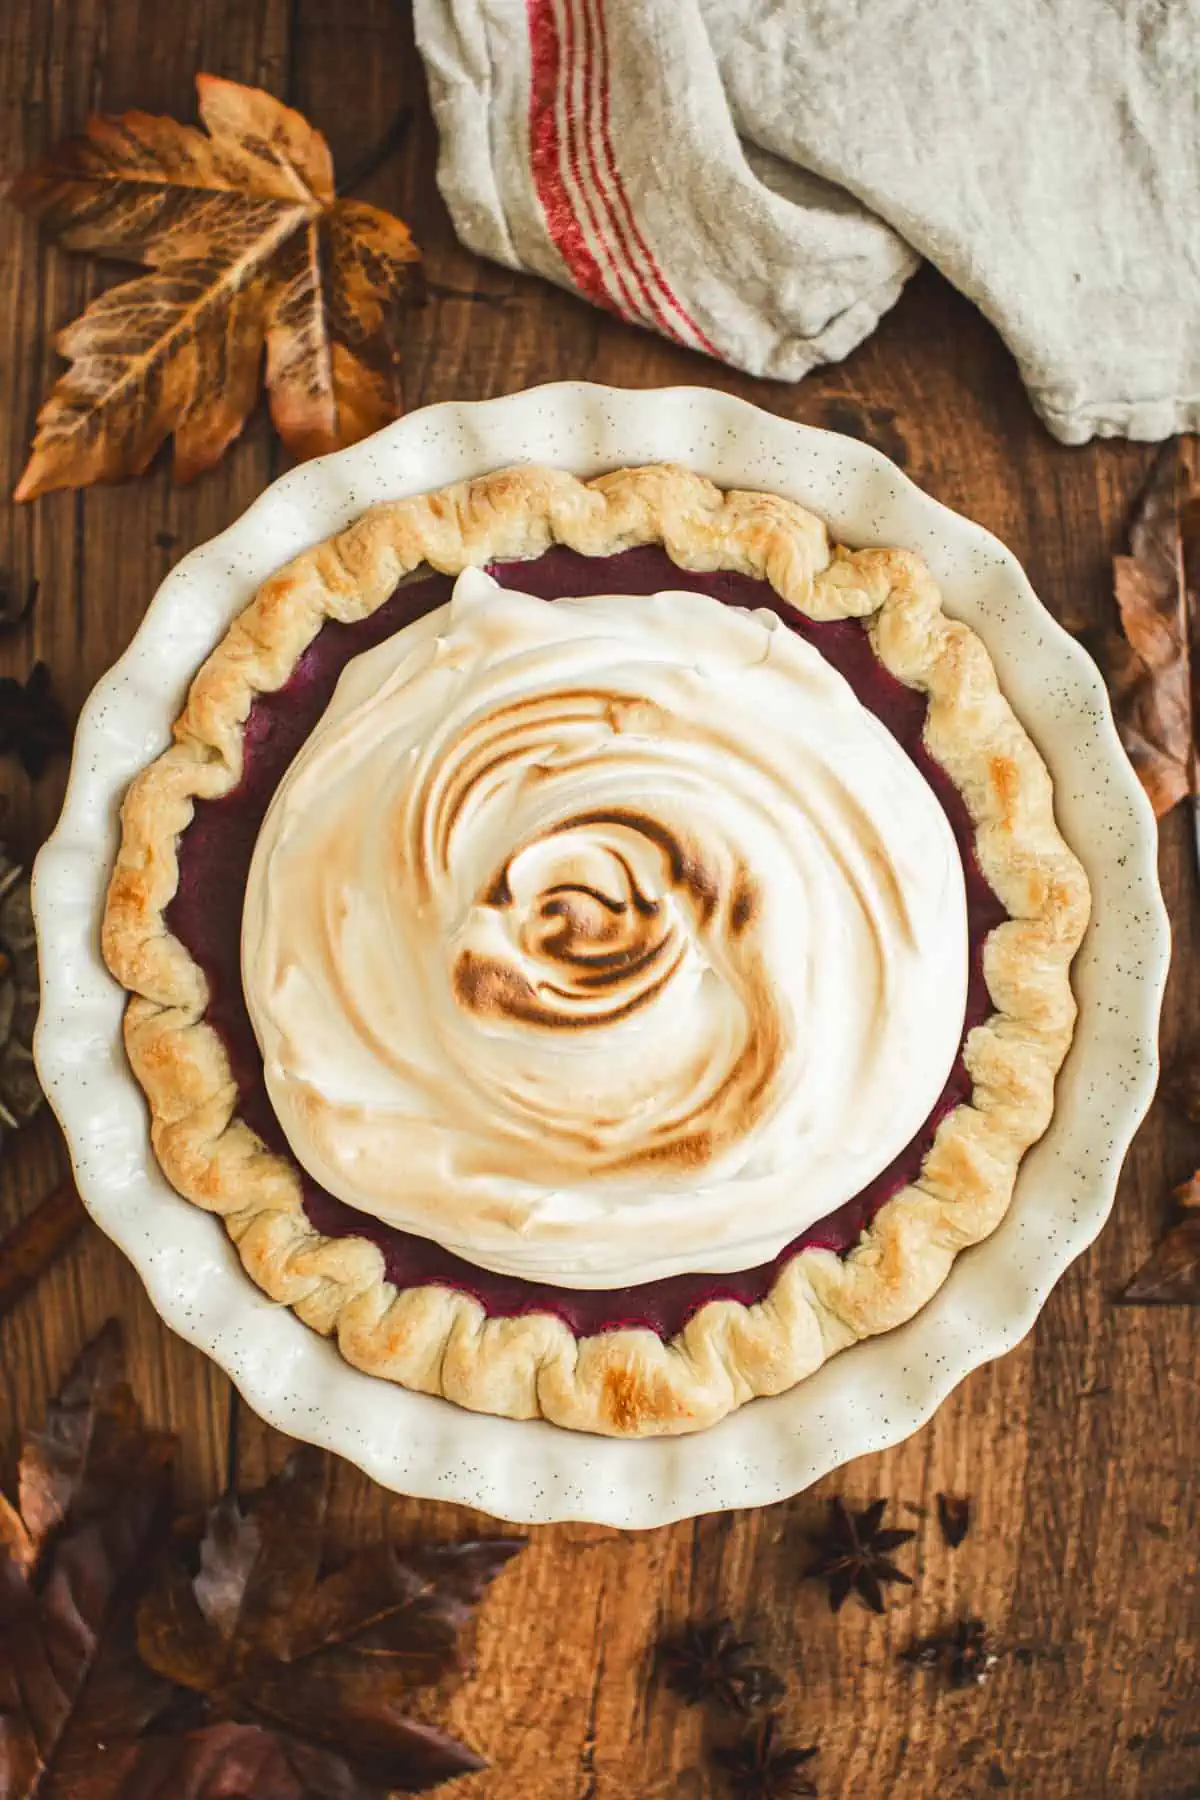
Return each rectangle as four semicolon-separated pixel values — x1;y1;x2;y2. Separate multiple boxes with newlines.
33;384;1168;1526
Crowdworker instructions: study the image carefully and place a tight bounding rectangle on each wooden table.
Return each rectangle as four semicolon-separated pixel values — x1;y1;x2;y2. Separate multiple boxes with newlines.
2;6;1197;1797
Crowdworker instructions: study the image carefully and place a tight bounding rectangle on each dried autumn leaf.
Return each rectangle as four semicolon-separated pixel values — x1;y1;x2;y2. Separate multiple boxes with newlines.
136;1444;526;1793
7;74;421;499
0;1322;176;1797
0;1326;525;1798
1102;442;1196;819
1122;1170;1200;1304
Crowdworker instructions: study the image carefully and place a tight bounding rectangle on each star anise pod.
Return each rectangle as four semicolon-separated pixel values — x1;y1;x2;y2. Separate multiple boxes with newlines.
0;662;71;778
803;1497;915;1614
902;1617;998;1688
662;1618;785;1713
714;1715;818;1799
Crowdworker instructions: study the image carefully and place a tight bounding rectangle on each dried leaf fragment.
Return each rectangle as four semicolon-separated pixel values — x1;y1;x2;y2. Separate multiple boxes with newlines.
0;1325;525;1798
0;841;45;1137
936;1492;971;1549
1102;443;1196;818
7;74;422;499
1121;1171;1200;1304
0;1322;176;1798
137;1443;526;1792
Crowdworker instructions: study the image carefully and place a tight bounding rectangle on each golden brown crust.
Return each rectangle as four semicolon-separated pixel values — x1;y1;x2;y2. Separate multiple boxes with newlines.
102;464;1090;1437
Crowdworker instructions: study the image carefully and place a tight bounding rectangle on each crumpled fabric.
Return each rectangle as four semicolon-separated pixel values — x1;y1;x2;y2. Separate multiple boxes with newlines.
414;0;1200;443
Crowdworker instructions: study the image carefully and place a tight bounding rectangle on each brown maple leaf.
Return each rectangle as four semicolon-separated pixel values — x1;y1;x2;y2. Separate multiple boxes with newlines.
1099;442;1199;819
136;1446;525;1792
0;1321;176;1798
0;1323;525;1798
7;74;422;499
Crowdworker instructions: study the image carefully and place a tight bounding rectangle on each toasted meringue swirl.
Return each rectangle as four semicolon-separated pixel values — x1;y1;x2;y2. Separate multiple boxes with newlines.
241;569;968;1287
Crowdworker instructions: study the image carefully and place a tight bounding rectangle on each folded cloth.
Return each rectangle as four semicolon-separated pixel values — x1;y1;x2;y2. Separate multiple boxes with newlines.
413;0;1200;445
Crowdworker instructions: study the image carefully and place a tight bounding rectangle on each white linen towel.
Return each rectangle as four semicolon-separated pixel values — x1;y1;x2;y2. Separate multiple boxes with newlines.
414;0;1200;444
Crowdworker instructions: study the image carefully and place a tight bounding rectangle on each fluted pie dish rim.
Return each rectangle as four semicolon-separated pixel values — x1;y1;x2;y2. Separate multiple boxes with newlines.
32;387;1165;1512
99;461;1087;1437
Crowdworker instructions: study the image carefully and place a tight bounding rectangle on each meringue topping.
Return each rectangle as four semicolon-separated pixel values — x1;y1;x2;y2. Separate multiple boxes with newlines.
241;569;969;1287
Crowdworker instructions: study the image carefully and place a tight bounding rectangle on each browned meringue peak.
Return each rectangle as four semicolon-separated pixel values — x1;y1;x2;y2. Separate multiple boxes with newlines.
241;569;968;1288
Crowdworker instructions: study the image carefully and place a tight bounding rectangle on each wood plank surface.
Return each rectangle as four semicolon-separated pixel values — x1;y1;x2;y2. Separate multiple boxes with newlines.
1;5;1196;1798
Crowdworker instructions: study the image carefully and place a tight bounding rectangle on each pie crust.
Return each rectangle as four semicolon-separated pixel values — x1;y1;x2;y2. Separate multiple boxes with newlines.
102;465;1090;1437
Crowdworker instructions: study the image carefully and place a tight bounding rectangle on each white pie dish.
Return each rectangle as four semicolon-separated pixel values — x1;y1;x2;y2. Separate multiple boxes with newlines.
33;382;1168;1526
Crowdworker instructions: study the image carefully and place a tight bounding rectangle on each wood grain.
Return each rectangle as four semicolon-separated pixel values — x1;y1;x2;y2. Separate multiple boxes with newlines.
1;4;1196;1797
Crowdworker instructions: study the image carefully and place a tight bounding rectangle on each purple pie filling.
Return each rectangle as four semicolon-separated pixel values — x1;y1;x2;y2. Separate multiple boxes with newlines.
167;546;1007;1340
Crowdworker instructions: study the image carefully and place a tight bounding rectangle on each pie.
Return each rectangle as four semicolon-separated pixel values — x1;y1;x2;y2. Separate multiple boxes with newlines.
103;464;1090;1437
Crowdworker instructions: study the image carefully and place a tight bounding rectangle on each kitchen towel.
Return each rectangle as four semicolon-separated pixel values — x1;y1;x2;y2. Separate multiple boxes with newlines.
413;0;1200;444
